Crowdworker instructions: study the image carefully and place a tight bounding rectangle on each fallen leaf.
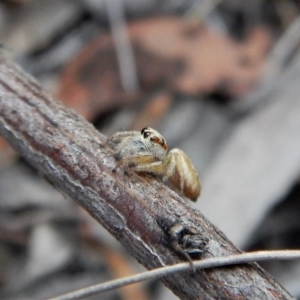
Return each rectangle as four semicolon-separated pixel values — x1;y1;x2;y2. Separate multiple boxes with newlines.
56;16;272;121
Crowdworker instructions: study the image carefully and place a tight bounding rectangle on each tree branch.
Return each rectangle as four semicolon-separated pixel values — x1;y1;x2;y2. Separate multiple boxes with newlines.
0;56;294;299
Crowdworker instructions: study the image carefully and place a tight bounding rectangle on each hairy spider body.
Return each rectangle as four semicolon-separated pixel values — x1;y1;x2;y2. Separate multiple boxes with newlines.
106;127;201;201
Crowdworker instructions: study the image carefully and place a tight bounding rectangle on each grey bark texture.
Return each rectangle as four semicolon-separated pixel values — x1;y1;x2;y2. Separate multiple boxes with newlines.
0;56;294;299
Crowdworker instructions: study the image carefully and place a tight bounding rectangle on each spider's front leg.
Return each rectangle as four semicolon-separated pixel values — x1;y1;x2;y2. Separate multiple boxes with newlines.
163;149;201;202
113;154;162;174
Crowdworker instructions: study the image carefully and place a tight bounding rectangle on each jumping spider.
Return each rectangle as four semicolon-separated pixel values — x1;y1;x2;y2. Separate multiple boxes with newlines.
106;127;201;201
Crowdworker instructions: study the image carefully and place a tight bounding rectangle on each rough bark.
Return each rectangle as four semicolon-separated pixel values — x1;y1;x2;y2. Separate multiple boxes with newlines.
0;56;294;299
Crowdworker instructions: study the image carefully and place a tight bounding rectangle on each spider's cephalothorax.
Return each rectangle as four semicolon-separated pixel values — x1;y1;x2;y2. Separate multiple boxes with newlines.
106;127;201;201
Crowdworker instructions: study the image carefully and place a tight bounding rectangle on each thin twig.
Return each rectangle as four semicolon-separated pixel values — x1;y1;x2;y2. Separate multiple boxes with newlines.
48;250;300;300
184;0;222;24
104;0;139;93
232;15;300;114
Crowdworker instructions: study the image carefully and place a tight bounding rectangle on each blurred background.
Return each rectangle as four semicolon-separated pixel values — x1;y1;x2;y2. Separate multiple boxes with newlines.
0;0;300;299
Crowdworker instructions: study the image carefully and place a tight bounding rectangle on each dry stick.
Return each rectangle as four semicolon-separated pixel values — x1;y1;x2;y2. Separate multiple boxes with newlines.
0;56;294;300
49;250;300;300
104;0;139;93
232;15;300;114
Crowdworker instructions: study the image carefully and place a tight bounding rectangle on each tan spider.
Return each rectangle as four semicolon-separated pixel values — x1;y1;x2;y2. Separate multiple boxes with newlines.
106;127;201;201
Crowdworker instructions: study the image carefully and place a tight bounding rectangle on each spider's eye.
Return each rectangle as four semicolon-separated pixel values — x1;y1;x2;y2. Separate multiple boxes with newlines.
141;127;151;139
161;139;168;150
150;136;161;145
141;127;149;136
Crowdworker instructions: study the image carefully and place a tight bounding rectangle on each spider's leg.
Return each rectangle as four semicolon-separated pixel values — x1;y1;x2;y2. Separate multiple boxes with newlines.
165;149;201;201
104;131;139;147
113;154;156;171
134;160;165;175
